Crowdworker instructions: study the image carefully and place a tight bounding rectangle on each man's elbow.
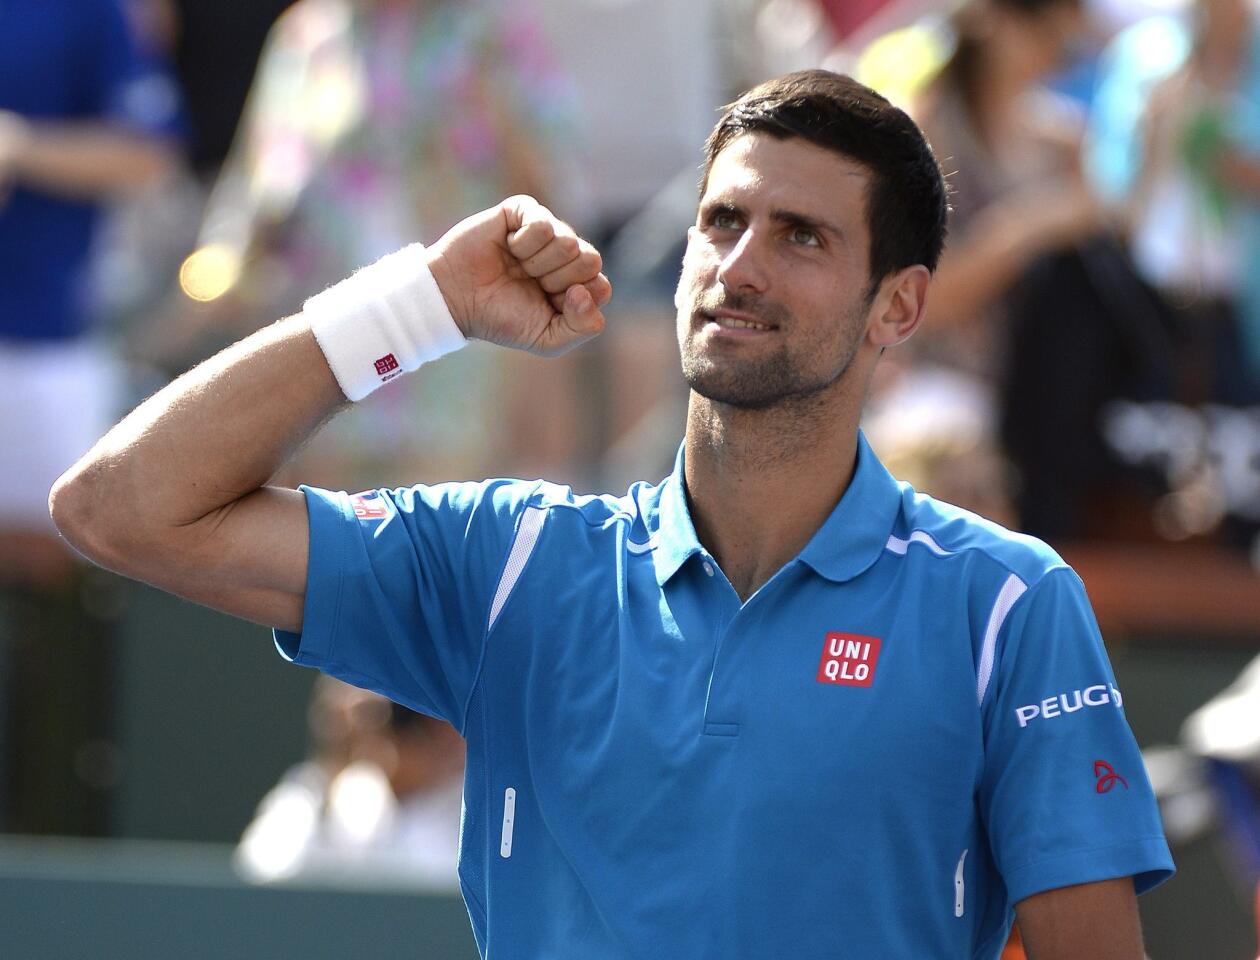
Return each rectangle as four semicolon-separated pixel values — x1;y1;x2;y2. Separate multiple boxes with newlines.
48;459;143;573
50;462;106;565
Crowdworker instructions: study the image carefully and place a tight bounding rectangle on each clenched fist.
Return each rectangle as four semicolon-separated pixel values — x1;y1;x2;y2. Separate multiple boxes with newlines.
426;195;613;357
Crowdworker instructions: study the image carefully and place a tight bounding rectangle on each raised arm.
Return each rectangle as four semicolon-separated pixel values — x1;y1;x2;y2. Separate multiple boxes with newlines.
48;196;611;633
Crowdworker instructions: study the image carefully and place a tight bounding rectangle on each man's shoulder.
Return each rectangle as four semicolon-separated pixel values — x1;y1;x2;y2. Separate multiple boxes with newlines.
523;477;665;544
893;484;1068;589
385;475;659;536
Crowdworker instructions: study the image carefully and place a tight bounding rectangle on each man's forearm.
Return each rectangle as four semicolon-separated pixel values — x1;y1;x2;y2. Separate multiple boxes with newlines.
50;315;344;582
50;196;609;627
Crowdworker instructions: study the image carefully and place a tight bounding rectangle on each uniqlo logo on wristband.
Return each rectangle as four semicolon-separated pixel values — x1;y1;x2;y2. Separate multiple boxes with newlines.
374;353;399;376
817;632;882;687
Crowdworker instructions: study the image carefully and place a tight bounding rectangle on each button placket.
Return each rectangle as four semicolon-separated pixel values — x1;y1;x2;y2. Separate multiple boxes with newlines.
700;562;804;738
699;554;750;737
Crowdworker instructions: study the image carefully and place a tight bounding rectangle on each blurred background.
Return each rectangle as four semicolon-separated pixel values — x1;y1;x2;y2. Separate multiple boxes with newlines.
1;0;1258;957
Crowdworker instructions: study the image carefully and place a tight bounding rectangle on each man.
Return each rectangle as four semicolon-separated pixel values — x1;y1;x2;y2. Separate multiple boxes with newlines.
51;71;1173;958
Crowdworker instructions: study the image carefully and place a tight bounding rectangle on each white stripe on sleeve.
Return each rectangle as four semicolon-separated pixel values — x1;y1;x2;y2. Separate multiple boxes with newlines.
976;573;1027;705
487;506;547;635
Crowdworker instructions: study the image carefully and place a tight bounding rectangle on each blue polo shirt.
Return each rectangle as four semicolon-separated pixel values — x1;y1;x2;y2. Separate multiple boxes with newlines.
277;433;1173;959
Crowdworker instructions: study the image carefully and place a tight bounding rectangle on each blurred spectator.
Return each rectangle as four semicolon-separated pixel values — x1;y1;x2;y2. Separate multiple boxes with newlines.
1130;0;1260;405
1180;655;1260;928
165;0;298;177
862;0;1105;528
235;678;464;888
911;0;1096;365
90;1;296;332
142;0;585;490
0;0;183;835
0;0;183;588
537;0;720;237
1085;11;1191;205
1087;0;1260;550
860;0;1219;544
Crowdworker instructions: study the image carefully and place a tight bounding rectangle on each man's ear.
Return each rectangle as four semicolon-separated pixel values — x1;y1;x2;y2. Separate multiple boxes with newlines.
867;265;930;349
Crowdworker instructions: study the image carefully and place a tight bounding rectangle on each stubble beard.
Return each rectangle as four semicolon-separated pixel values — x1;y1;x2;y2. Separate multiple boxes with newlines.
677;292;867;412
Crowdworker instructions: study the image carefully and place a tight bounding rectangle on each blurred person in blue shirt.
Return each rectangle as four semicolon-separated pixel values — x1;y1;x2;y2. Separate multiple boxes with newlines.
0;0;183;589
0;0;183;836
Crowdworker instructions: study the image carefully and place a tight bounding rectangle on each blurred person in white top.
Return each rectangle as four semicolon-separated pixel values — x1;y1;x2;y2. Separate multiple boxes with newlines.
236;678;464;889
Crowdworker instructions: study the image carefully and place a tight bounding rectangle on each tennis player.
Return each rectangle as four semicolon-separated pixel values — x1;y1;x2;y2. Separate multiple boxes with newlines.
51;70;1173;958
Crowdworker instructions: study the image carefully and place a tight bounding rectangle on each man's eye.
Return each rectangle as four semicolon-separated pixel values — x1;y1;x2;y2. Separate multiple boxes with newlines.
711;212;740;230
790;228;820;247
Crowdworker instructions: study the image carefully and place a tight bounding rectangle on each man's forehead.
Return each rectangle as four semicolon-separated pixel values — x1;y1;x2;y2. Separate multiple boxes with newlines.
702;133;869;210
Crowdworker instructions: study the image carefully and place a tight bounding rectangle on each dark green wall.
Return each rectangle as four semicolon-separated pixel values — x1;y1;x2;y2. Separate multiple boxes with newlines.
110;584;315;841
0;837;478;960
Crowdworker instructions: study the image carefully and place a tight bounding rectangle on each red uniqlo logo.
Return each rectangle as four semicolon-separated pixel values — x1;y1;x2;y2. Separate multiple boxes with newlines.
374;353;399;376
350;494;386;520
817;632;882;687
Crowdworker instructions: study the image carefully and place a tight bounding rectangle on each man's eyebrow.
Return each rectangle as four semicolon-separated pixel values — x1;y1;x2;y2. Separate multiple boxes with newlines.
698;201;846;242
699;199;741;218
770;208;844;240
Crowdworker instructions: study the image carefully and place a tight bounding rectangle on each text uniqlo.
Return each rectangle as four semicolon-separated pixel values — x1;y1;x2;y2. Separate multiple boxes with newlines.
817;632;882;687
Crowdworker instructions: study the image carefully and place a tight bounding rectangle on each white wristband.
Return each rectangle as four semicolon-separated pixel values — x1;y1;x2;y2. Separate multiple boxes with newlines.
304;243;466;401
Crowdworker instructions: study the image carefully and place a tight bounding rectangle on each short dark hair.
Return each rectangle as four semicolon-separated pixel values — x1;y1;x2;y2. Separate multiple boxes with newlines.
701;70;948;291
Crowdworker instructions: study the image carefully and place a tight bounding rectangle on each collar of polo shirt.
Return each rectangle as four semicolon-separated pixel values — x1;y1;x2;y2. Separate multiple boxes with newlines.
648;430;902;587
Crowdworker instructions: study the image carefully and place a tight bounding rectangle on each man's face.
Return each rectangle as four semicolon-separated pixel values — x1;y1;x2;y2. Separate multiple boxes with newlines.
675;133;879;410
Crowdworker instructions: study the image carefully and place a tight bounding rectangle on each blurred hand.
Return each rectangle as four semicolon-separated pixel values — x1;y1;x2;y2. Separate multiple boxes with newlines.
426;195;612;357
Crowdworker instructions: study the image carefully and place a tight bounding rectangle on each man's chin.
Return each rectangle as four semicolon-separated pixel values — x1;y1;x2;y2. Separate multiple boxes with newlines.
684;371;787;411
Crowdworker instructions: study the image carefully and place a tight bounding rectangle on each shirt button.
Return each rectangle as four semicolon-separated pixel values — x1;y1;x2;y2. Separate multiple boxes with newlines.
703;561;715;577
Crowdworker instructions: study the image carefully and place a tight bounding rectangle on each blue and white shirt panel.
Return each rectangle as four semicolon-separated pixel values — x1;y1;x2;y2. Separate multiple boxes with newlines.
276;433;1173;959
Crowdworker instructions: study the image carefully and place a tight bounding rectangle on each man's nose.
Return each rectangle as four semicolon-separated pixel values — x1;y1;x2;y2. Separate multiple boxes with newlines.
716;229;769;293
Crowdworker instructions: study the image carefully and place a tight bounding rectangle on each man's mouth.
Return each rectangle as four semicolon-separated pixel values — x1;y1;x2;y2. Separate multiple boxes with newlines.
702;310;778;332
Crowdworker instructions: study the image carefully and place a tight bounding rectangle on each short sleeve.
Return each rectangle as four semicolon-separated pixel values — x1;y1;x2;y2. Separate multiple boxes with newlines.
85;0;184;138
979;568;1175;904
274;479;540;731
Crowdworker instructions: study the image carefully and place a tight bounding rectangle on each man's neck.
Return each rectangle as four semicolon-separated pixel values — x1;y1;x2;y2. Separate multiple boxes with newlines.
683;389;862;602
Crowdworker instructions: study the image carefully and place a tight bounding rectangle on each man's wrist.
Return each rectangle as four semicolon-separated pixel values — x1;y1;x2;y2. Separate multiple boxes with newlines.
303;243;466;402
424;246;473;340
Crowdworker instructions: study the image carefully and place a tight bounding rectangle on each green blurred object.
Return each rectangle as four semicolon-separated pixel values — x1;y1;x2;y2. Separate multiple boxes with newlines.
110;584;314;841
1180;103;1233;225
1;570;123;836
0;836;478;960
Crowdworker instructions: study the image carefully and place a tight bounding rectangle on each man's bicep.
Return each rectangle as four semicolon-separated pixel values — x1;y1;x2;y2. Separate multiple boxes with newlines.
163;485;310;633
1015;877;1143;959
